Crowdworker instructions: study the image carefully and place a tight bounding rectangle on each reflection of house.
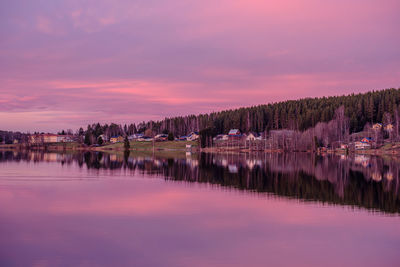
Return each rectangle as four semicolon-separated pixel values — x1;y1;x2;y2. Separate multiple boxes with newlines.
228;164;238;173
246;132;260;141
385;172;393;181
372;123;382;130
110;136;124;143
384;124;394;132
340;144;348;149
355;141;371;150
372;172;382;182
354;155;370;167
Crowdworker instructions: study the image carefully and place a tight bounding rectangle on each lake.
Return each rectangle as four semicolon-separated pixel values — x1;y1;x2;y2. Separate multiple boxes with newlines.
0;151;399;266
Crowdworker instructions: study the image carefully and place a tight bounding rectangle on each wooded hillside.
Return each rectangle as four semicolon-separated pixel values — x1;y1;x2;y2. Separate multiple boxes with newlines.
143;88;400;136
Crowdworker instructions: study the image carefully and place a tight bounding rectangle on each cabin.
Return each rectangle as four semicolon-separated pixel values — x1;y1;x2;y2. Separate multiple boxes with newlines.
372;123;382;130
57;135;74;142
178;136;188;141
213;134;229;141
228;129;241;135
228;129;242;140
137;136;152;141
361;137;373;143
187;132;199;141
30;133;58;144
154;134;168;141
110;136;124;143
98;134;108;142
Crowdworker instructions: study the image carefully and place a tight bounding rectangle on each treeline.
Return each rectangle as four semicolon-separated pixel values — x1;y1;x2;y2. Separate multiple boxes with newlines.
141;88;400;136
3;88;400;144
45;87;400;145
0;130;28;144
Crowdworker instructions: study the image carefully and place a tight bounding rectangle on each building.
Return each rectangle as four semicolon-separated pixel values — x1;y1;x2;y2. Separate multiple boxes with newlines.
187;132;199;141
228;129;242;140
110;136;124;143
30;134;58;144
57;135;74;142
178;135;188;141
361;137;373;143
213;134;229;141
129;133;144;140
154;134;168;141
372;123;382;130
98;134;108;142
228;129;241;135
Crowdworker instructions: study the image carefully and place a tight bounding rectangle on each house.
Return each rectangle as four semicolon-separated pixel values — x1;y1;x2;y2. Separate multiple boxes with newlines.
187;132;199;141
57;135;74;142
130;133;144;140
98;134;108;142
138;136;153;141
228;129;241;135
213;134;229;141
154;134;168;141
361;137;373;143
30;133;58;144
110;136;124;143
372;123;382;130
228;129;242;140
178;135;188;141
246;132;260;141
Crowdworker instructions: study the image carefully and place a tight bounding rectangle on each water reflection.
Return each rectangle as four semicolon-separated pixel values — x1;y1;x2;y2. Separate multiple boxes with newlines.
0;150;399;214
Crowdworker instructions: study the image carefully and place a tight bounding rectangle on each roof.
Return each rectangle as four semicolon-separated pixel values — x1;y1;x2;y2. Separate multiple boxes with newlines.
228;129;240;135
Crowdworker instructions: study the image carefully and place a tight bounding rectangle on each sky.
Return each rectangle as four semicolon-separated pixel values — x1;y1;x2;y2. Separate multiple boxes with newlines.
1;0;400;132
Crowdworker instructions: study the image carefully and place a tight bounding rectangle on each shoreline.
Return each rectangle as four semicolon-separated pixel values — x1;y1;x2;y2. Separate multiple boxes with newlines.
2;142;400;157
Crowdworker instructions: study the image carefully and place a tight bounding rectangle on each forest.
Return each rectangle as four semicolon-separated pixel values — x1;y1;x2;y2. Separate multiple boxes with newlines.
2;88;400;145
81;88;400;142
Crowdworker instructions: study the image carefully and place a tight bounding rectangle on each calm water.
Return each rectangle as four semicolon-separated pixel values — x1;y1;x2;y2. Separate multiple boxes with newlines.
0;151;399;267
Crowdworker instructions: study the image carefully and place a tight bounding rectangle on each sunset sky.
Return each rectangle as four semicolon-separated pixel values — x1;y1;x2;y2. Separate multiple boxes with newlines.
1;0;400;132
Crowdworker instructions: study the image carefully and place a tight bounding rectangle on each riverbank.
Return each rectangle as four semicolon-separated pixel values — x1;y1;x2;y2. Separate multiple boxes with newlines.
200;143;400;156
0;141;199;152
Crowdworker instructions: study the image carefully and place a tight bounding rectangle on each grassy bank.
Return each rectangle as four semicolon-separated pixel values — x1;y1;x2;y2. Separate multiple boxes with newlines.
0;140;198;152
98;140;198;151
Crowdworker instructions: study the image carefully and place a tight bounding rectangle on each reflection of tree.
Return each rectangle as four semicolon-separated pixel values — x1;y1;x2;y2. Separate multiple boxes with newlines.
1;151;399;214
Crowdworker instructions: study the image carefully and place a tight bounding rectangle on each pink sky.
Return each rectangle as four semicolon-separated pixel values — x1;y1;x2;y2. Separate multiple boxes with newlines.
1;0;400;132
